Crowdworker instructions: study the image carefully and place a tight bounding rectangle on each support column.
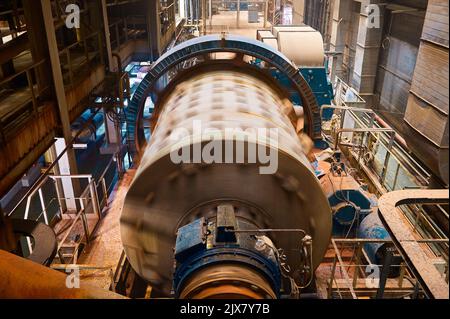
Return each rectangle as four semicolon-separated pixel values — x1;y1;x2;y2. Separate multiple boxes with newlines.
209;0;212;28
179;0;186;18
237;0;240;29
273;0;276;25
44;142;70;214
351;0;384;106
329;0;353;82
292;0;305;24
264;0;268;27
41;0;80;206
53;138;77;212
147;0;162;57
188;0;193;23
104;110;121;146
22;0;52;94
101;0;114;72
41;0;73;144
202;0;207;35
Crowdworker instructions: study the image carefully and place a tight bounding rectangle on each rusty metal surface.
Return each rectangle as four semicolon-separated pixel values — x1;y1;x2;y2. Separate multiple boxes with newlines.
76;169;137;291
10;218;57;266
0;210;16;252
0;250;125;299
121;68;332;295
377;189;449;299
0;102;57;197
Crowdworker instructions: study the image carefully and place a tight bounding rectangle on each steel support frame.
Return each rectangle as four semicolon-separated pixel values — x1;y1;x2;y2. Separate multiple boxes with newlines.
327;238;447;299
333;127;395;151
378;189;449;299
330;76;431;192
18;173;101;261
9;153;117;259
7;136;116;263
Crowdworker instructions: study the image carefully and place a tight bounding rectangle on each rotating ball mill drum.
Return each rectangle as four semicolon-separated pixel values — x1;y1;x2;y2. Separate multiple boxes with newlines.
120;38;332;298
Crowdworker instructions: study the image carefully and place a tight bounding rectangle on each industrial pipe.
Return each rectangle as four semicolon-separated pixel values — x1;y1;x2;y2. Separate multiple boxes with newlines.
0;250;125;299
374;114;408;150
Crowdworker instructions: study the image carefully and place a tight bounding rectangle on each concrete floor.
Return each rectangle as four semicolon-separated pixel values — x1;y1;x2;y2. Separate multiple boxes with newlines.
61;169;136;290
206;10;270;39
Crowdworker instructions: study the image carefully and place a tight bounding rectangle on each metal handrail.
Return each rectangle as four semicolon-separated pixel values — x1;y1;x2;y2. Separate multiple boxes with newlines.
348;111;431;188
109;16;147;49
7;107;103;217
334;127;395;151
329;76;431;191
95;155;118;209
0;8;24;17
58;32;101;57
58;31;103;87
105;0;142;6
0;59;50;132
0;59;46;87
328;238;427;299
333;76;428;180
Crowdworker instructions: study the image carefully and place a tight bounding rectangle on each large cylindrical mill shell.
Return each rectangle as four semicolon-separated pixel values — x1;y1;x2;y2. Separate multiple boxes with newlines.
120;66;332;294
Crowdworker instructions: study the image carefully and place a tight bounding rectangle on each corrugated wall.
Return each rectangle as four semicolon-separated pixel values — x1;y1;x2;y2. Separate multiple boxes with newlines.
292;0;305;24
304;0;331;36
344;1;361;85
374;6;425;130
403;0;449;184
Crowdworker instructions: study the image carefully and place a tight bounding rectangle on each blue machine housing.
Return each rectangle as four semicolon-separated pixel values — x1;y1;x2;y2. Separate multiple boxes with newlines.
71;109;104;143
299;68;334;120
270;68;334;120
329;191;373;226
358;212;403;277
250;57;334;123
173;210;282;298
173;246;281;298
358;212;391;263
321;164;377;237
228;2;249;10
